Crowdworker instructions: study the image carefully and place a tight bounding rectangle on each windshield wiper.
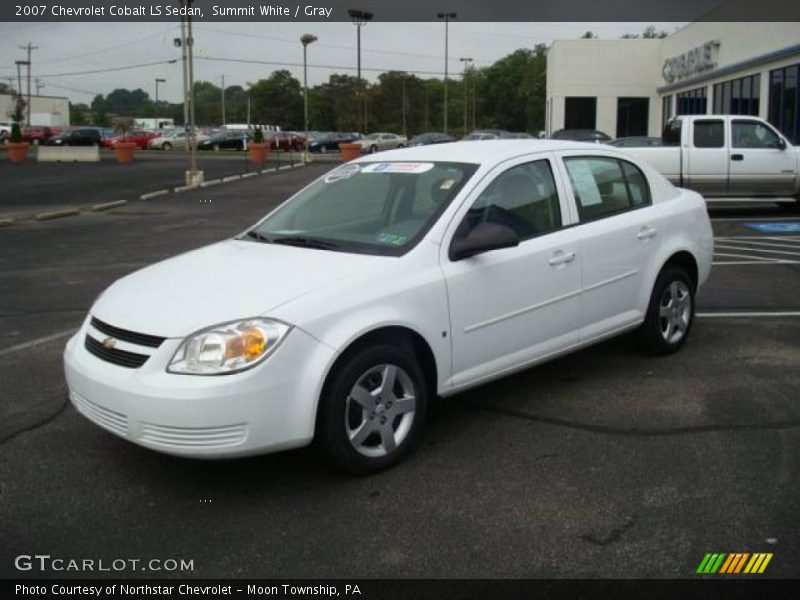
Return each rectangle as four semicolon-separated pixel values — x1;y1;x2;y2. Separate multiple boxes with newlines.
271;236;340;250
244;230;270;242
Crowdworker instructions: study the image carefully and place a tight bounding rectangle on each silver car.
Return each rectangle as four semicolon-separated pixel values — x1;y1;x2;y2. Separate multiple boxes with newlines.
356;132;407;154
148;131;209;150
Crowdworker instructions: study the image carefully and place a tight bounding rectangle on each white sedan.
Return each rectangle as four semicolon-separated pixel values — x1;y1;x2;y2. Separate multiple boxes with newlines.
63;141;713;473
356;132;407;154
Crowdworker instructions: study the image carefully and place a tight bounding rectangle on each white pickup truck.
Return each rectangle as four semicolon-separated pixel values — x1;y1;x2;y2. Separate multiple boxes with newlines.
623;115;799;205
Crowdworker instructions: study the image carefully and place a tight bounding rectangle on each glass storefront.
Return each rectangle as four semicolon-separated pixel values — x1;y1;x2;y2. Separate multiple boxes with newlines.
713;74;760;116
676;87;707;115
769;63;799;144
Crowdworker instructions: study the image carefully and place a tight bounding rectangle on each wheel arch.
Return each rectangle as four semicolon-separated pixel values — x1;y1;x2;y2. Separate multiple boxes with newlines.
314;325;439;430
660;250;699;292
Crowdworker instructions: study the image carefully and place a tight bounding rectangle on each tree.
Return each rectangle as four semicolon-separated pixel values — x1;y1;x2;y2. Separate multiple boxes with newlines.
0;82;15;95
622;25;669;39
69;102;89;125
248;70;304;129
581;31;598;39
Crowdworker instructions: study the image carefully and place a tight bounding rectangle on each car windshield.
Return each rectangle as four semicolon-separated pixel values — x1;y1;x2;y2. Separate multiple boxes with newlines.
245;161;477;256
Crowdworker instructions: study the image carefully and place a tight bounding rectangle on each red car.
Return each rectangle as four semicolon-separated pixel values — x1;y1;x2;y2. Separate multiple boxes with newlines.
104;129;162;150
21;126;56;144
268;131;305;151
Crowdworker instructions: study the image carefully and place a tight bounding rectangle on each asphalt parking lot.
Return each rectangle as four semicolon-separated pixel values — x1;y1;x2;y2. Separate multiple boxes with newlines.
1;164;798;579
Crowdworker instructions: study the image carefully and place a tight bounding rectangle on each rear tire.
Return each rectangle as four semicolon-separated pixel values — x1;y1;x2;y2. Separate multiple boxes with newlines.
314;342;428;474
369;145;378;154
637;266;695;355
162;142;172;150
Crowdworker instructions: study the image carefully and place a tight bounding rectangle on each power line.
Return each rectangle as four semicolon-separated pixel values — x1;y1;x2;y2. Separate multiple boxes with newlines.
37;59;178;78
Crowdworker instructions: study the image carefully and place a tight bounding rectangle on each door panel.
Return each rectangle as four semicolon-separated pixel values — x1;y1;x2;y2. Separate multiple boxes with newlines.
686;119;729;196
728;119;796;196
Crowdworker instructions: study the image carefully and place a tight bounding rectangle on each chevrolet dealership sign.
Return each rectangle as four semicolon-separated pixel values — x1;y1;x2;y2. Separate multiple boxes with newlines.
662;40;720;83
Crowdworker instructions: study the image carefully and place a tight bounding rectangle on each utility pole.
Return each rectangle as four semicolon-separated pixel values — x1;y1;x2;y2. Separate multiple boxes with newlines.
14;61;26;98
436;13;456;134
348;9;373;135
19;42;37;125
186;1;200;184
459;57;473;137
401;75;407;139
35;78;44;95
220;74;226;126
301;34;317;163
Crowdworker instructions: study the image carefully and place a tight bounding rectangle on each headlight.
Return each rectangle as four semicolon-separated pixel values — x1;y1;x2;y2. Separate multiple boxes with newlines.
167;318;291;375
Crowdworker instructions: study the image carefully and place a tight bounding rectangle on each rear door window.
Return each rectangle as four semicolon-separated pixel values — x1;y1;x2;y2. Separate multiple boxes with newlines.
693;120;725;148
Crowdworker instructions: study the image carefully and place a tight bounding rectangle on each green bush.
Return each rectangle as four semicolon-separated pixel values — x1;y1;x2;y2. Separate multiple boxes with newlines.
253;126;264;143
10;122;22;143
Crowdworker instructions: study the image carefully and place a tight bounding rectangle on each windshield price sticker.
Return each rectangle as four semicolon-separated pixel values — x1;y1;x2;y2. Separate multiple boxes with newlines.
362;162;435;174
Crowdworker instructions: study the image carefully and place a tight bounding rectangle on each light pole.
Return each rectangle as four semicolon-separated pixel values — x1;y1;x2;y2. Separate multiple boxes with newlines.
436;12;456;135
301;33;317;163
348;9;373;135
155;77;166;108
35;78;44;95
220;74;226;126
459;57;473;137
401;75;407;139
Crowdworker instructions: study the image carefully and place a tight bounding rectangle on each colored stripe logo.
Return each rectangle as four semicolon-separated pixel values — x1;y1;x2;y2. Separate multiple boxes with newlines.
696;552;773;574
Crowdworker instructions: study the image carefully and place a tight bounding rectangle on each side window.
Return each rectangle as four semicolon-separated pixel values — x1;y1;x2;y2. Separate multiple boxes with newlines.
464;159;562;241
732;120;781;148
662;119;682;146
693;120;724;148
564;157;650;221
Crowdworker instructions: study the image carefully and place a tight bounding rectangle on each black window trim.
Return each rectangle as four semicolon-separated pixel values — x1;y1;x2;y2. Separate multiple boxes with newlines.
561;155;653;225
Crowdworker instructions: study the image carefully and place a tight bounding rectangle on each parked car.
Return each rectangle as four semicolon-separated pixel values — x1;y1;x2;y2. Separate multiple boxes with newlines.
407;132;455;147
64;140;713;473
269;131;305;152
551;129;613;143
356;132;407;153
608;136;663;148
504;132;534;139
308;132;359;153
0;121;12;141
463;130;510;141
21;126;57;144
45;127;102;146
147;131;210;150
198;130;250;151
104;129;161;150
623;116;799;203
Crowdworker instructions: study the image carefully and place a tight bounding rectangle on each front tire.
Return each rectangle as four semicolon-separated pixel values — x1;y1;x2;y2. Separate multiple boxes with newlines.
162;142;172;150
315;342;428;474
369;145;378;153
638;266;695;355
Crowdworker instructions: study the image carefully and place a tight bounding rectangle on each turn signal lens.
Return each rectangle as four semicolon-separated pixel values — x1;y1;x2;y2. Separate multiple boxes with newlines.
168;318;291;375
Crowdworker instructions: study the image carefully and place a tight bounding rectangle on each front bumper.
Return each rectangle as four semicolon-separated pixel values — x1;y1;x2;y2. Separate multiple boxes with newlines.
63;317;335;458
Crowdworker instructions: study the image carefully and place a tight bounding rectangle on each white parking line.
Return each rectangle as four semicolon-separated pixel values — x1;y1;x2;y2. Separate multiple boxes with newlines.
714;244;800;258
0;329;77;357
711;216;800;222
713;234;800;265
697;311;800;318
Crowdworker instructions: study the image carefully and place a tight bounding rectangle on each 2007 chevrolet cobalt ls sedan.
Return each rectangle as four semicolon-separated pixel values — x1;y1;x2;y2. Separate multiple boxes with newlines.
64;141;713;473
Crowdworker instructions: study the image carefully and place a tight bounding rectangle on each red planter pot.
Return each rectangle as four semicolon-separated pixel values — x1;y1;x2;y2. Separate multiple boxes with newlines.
248;142;270;164
7;142;30;162
113;142;137;163
338;143;361;162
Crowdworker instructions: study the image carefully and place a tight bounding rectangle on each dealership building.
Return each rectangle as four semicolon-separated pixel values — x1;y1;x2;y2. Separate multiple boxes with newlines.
546;22;800;143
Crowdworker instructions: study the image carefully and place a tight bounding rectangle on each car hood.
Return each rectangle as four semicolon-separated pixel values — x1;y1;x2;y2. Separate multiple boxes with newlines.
91;239;381;338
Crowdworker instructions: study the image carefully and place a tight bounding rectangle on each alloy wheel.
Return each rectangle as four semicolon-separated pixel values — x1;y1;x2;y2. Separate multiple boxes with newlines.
659;280;692;344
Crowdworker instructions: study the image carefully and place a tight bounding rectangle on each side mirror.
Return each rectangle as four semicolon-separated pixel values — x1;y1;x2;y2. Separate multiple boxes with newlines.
449;222;520;261
776;138;787;150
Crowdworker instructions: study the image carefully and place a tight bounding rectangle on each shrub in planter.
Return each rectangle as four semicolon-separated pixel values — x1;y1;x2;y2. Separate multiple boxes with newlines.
248;126;269;163
6;93;29;162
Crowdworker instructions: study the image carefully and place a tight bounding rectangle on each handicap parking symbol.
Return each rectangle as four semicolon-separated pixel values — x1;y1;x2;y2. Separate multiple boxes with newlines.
746;222;800;233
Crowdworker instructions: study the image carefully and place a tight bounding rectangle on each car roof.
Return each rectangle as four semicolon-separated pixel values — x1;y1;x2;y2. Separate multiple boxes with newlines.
351;139;603;166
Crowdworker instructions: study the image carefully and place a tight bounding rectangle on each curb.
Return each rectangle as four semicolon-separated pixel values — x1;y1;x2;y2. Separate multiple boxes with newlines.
222;174;241;183
200;179;221;188
91;200;128;212
140;189;169;200
0;218;13;228
35;209;81;221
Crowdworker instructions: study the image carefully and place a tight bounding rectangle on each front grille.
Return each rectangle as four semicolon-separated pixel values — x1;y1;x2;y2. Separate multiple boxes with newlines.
140;422;248;448
85;335;149;368
91;317;165;348
71;392;128;436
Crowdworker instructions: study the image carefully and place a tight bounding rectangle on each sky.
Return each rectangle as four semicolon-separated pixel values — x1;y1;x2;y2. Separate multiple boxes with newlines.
0;21;686;104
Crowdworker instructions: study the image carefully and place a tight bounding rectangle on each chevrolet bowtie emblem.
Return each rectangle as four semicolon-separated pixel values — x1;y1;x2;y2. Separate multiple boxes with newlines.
102;337;117;349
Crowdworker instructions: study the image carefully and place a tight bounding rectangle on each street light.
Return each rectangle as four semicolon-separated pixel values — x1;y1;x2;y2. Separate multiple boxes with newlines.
437;12;457;135
301;33;318;163
348;9;373;135
155;77;166;106
459;57;473;137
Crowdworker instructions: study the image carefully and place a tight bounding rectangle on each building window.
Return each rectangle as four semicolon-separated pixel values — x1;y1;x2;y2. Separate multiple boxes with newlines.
564;97;597;130
676;87;707;115
662;95;673;128
616;97;649;137
769;63;799;144
713;74;761;116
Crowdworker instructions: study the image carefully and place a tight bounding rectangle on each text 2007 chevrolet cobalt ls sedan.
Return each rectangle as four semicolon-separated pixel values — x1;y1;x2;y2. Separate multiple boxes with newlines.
64;141;713;473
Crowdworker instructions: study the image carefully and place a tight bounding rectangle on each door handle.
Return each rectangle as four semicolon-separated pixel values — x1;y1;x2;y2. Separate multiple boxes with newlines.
730;154;744;161
549;251;576;266
637;226;658;240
